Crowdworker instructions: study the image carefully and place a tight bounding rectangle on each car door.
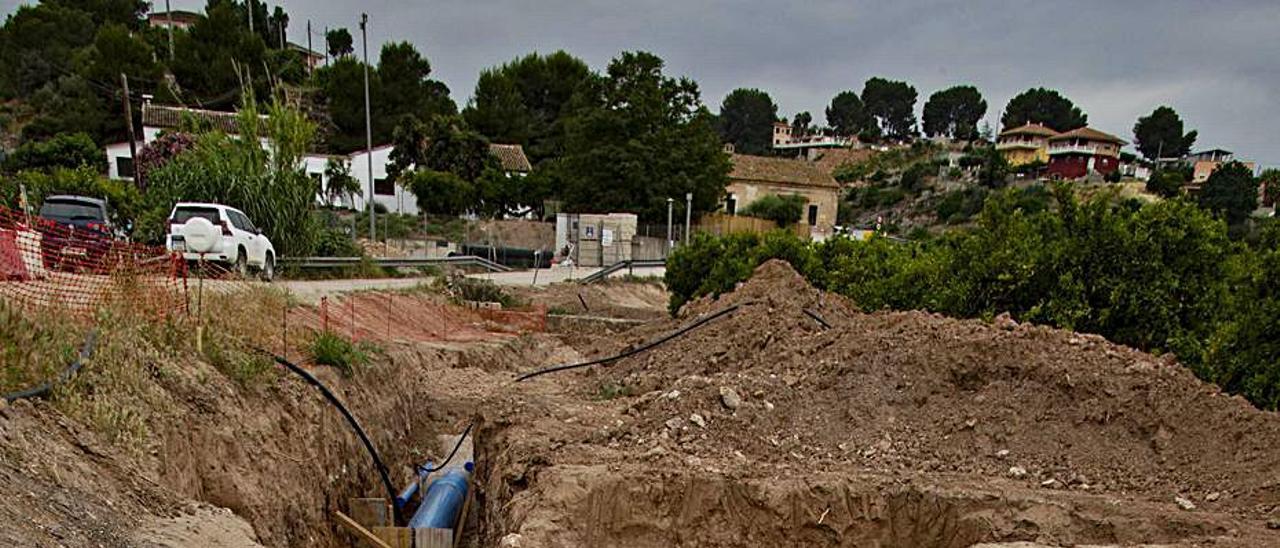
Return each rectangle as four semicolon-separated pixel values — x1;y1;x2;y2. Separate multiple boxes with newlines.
225;209;254;264
239;212;268;266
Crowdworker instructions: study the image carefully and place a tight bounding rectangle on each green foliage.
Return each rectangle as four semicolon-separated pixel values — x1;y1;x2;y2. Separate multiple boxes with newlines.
717;88;778;155
1133;106;1197;160
1198;161;1258;225
861;77;918;141
899;161;932;192
308;331;369;377
557;51;730;222
325;27;353;58
790;111;813;136
740;194;806;226
1;166;140;222
664;230;821;313
3;132;104;174
1261;169;1280;207
142;91;320;255
973;146;1010;188
323;158;361;207
409;169;473;216
463;51;591;165
935;187;988;223
825;90;871;138
1001;87;1087;132
922;85;987;140
1104;169;1123;183
445;276;522;308
0;298;79;394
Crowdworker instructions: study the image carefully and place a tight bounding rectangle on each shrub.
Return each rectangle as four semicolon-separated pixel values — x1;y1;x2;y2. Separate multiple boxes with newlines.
308;331;370;377
935;187;987;223
740;194;806;226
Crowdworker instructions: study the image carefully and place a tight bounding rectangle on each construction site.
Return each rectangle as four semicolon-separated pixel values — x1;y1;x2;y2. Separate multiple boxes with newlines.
3;225;1280;548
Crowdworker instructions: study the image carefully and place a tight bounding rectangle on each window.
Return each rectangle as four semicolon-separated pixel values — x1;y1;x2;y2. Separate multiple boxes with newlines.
116;157;135;178
725;195;737;215
374;178;394;196
227;210;250;231
807;204;819;226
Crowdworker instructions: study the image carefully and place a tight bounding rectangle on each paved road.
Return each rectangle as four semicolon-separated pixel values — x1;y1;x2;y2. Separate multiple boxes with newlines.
277;265;666;303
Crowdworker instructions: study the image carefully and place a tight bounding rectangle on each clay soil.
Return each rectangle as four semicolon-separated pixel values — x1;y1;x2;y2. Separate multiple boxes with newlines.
3;263;1280;547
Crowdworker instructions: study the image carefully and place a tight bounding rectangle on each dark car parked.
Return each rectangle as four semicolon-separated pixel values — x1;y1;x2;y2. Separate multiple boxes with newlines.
36;195;121;272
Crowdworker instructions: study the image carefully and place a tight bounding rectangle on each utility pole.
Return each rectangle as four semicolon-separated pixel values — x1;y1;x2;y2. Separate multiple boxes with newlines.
306;20;313;73
684;192;692;245
165;0;174;60
360;13;375;240
247;0;254;33
323;25;330;65
120;74;138;186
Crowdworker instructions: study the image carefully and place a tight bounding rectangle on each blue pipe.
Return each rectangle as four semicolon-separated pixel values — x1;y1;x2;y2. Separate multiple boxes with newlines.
394;461;432;510
406;464;473;529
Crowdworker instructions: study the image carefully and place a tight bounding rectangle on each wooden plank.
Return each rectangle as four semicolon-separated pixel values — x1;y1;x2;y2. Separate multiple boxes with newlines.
415;528;453;548
452;480;474;546
349;498;393;548
373;527;412;548
334;511;392;548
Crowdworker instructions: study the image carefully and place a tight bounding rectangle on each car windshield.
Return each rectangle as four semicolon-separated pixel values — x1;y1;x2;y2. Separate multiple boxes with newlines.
39;200;103;222
171;206;221;224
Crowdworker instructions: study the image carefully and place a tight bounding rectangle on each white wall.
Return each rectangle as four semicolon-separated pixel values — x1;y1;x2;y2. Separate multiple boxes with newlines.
106;126;425;216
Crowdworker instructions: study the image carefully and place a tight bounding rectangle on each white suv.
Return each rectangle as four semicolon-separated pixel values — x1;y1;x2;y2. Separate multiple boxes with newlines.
166;202;277;281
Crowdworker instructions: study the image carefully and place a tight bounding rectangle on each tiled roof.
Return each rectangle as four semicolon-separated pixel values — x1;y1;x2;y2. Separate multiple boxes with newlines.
809;147;874;174
1048;126;1127;145
999;123;1059;138
488;144;532;172
729;154;839;189
141;103;251;133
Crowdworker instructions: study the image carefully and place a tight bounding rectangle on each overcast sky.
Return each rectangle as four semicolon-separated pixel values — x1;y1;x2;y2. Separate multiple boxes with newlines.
4;0;1278;167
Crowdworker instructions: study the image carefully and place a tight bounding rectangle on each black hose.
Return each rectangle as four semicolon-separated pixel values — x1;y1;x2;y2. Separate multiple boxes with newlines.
419;421;474;474
264;353;400;524
3;330;98;403
803;308;831;330
515;304;741;382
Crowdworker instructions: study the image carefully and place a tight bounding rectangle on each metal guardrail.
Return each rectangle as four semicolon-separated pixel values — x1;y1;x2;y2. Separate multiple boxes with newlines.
580;259;667;284
280;255;513;273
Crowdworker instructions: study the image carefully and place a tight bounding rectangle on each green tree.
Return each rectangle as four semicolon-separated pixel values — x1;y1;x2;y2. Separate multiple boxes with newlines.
376;41;456;137
716;88;778;155
974;146;1009;188
313;56;376;152
1198;161;1258;225
462;51;591;164
3;132;104;174
169;0;268;102
922;85;987;140
861;77;918;141
1260;169;1280;207
20;76;115;142
791;111;812;136
558;51;730;221
825;91;870;138
1132;106;1197;160
1146;169;1186;198
323;158;360;207
325;28;353;58
0;3;96;97
408;169;472;215
1001;87;1087;131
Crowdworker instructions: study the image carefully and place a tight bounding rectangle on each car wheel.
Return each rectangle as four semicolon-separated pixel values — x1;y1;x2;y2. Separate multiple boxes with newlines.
234;248;248;277
260;253;275;282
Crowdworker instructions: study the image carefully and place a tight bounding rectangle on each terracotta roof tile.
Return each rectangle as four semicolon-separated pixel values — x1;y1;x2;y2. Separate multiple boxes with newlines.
999;123;1060;138
487;144;532;172
729;153;838;189
1048;126;1127;145
141;103;252;134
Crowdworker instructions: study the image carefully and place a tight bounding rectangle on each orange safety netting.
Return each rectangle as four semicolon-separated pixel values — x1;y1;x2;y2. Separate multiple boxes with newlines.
0;204;221;319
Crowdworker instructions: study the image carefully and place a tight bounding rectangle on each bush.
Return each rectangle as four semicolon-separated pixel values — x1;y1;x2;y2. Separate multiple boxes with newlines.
1146;169;1186;198
3;132;105;174
935;187;988;223
899;161;932;192
740;194;806;226
308;331;370;377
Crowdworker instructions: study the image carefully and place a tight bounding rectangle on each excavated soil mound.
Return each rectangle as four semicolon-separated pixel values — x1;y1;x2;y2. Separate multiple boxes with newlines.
482;260;1280;546
597;259;1280;510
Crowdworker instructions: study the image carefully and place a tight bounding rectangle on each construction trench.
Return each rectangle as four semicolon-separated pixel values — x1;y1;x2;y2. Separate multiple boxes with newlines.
3;261;1280;547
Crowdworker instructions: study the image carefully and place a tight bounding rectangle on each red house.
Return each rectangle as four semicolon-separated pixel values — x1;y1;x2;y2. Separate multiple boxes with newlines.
1046;127;1127;180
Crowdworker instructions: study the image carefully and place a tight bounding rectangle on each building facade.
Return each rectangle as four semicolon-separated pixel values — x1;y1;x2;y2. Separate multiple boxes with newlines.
724;153;840;240
1046;127;1126;179
996;123;1058;166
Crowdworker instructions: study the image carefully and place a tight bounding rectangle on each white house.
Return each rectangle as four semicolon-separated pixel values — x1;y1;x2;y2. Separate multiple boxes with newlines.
105;101;533;217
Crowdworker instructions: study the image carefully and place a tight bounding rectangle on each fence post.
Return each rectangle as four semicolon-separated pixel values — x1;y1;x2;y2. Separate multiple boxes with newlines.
349;298;356;341
321;296;329;333
281;299;288;359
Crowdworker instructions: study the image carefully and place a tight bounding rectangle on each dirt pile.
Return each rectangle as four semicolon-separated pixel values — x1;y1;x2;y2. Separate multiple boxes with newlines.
481;260;1280;546
603;260;1280;507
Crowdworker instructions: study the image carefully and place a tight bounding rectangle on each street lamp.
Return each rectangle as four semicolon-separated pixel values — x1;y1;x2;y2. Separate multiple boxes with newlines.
360;13;375;242
666;197;673;254
684;192;692;245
